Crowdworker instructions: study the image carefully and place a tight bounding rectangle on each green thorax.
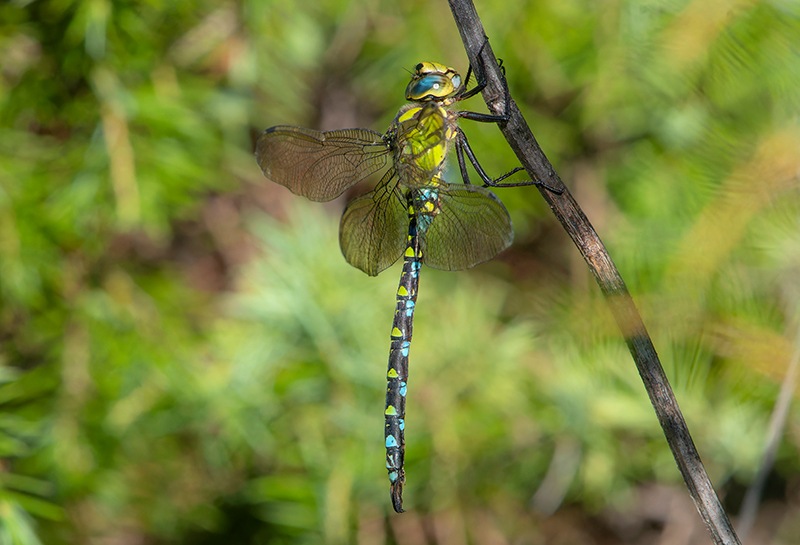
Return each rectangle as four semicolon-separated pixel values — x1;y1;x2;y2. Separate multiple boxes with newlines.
392;103;456;186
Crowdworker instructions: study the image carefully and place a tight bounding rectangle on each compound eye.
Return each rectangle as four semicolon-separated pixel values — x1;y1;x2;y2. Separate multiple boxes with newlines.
406;74;452;99
404;63;461;100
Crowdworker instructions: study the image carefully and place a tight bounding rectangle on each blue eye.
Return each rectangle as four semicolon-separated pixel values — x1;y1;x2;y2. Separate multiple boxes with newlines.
411;75;440;95
406;74;453;100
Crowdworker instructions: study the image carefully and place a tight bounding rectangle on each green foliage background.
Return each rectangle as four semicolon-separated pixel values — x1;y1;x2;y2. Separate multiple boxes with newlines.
1;0;799;543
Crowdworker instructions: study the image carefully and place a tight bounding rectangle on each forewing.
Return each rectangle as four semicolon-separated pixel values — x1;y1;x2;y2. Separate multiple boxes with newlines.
256;125;390;202
419;184;513;271
339;169;409;276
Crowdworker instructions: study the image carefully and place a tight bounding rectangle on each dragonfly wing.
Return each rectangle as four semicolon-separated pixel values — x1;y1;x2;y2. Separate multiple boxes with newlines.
419;184;513;271
339;169;408;276
256;126;391;202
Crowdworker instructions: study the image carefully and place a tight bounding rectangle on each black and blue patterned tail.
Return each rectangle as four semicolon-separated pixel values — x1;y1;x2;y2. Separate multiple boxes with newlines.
384;206;422;513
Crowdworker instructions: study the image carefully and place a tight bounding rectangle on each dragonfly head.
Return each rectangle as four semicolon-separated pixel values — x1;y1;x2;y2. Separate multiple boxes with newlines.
405;62;463;102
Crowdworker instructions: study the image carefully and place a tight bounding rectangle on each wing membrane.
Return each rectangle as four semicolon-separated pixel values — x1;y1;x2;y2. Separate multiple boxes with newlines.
419;184;513;271
339;169;409;276
256;126;391;202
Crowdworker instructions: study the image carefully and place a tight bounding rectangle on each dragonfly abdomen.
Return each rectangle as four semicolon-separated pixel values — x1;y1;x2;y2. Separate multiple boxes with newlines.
384;199;422;513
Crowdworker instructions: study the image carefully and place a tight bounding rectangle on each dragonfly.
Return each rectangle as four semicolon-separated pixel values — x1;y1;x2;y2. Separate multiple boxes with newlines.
256;55;547;512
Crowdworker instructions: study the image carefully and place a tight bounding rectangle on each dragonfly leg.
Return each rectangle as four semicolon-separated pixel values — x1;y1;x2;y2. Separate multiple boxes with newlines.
457;54;563;194
455;128;563;194
458;40;512;123
455;132;473;185
457;78;509;120
458;110;508;124
459;36;500;101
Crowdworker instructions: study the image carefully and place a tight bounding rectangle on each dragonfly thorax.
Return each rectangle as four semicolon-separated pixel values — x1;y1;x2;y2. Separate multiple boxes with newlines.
405;62;463;102
393;102;457;185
